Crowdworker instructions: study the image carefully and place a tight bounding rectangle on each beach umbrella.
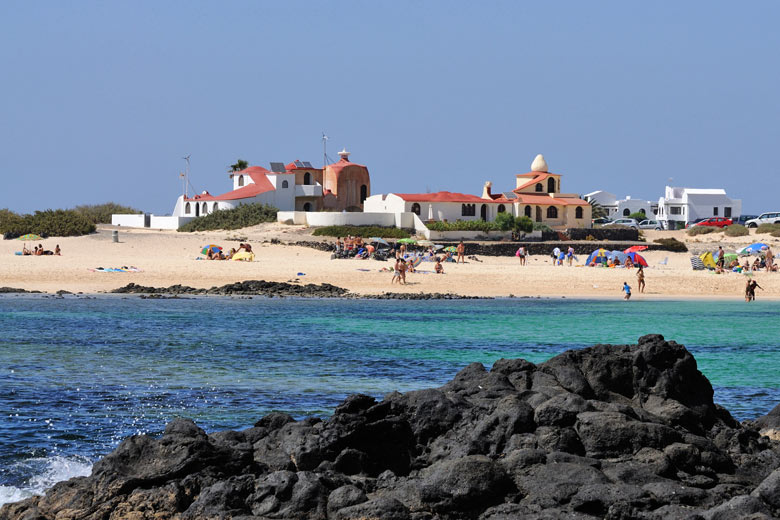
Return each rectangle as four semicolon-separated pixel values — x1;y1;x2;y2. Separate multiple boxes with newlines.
624;245;648;253
586;248;609;265
397;238;417;245
417;239;434;247
443;246;458;253
201;244;222;254
626;252;648;267
609;251;629;264
433;244;444;250
368;237;389;246
723;253;738;264
737;243;769;255
16;234;42;241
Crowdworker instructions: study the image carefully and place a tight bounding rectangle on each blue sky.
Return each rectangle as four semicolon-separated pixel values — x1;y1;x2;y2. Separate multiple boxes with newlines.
1;1;778;214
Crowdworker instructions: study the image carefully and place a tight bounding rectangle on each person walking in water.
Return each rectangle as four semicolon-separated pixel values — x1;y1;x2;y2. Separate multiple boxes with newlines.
457;241;465;264
745;279;762;302
623;281;632;300
636;265;645;293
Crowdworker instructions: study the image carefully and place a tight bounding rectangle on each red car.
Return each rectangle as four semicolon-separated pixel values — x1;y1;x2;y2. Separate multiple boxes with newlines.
691;217;732;228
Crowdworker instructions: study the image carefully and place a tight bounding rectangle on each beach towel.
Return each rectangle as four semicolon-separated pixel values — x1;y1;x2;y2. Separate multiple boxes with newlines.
90;266;142;273
231;251;255;262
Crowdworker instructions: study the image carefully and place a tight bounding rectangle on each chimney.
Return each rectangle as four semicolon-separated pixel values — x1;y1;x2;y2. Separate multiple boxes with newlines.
482;181;493;199
338;148;351;161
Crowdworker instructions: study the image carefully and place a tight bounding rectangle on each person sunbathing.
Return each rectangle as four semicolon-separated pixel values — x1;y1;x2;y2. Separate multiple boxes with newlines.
54;245;61;256
35;245;43;256
22;245;31;255
435;258;444;274
624;257;633;269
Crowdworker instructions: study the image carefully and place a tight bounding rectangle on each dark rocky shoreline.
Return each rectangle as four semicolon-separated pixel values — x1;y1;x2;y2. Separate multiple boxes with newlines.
3;335;779;519
110;281;488;300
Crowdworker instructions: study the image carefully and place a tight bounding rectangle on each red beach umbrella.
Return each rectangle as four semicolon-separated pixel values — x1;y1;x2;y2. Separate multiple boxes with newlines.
624;245;648;254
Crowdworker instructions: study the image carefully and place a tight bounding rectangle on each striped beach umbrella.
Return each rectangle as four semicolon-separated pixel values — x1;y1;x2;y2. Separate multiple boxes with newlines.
16;234;43;241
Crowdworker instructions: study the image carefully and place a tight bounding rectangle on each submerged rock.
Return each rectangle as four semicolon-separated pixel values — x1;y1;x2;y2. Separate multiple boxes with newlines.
3;334;779;519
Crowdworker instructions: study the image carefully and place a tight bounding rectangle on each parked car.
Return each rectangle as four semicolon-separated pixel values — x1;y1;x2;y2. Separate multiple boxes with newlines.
592;217;612;226
609;218;640;230
638;219;661;230
692;217;733;228
684;218;708;228
745;212;780;228
733;215;758;226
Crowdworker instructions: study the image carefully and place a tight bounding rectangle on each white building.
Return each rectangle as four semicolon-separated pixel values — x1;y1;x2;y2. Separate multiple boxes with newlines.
584;191;658;219
363;154;592;229
656;186;742;229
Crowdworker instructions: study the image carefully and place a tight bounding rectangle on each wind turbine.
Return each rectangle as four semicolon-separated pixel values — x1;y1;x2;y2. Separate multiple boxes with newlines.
182;155;191;197
322;133;329;168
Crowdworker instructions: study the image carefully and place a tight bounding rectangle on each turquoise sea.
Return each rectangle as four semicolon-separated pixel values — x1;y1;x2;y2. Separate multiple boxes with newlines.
1;295;778;505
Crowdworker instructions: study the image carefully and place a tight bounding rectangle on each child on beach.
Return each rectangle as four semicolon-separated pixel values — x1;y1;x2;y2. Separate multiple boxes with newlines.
398;259;408;284
623;282;632;300
435;257;444;274
392;259;401;284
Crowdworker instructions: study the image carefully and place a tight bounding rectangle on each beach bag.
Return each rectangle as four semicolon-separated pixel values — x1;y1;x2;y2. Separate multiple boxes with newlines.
515;248;521;257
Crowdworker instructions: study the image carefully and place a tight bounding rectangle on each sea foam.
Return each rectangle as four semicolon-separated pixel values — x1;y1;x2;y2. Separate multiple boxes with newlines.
0;455;91;507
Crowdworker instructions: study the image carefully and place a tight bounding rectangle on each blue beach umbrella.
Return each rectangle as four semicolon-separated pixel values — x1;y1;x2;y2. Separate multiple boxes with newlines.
737;243;769;255
586;248;609;265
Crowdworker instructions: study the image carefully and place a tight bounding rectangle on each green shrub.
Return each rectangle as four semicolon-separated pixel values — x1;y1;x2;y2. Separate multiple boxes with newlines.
494;212;515;231
653;237;688;252
687;225;717;236
1;209;96;239
724;224;749;237
311;225;411;238
772;229;780;238
426;220;500;232
179;203;277;232
756;223;780;234
516;216;534;233
533;222;553;232
628;212;647;221
74;202;142;224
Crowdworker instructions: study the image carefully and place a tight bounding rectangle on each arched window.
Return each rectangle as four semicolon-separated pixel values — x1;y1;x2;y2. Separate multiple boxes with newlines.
238;175;245;187
547;177;556;193
524;205;532;218
303;202;312;211
303;172;311;185
547;206;558;219
360;185;367;203
480;204;487;221
623;208;630;216
575;206;583;219
212;202;218;212
202;202;208;214
411;203;421;215
638;208;646;215
282;180;289;188
498;204;506;213
185;202;191;214
535;183;543;192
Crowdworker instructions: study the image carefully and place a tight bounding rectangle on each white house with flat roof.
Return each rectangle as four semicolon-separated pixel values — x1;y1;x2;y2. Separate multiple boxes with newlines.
656;186;742;229
584;191;658;219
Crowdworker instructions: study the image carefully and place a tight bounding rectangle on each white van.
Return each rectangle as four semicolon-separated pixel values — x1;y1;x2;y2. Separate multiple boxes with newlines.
745;212;780;228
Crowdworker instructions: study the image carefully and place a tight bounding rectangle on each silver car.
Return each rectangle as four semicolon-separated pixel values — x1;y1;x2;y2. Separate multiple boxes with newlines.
610;218;640;230
745;212;780;228
639;219;661;230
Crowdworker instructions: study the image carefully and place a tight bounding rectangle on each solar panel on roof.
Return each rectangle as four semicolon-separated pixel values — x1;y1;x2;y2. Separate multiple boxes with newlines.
269;162;286;173
503;192;517;199
294;160;305;168
302;161;313;168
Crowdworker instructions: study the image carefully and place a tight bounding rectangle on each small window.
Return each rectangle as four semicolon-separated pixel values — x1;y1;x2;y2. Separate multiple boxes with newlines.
185;202;191;214
670;207;681;215
461;204;468;216
547;206;558;219
360;185;367;203
303;202;312;211
411;203;421;215
238;175;245;187
202;202;208;214
212;203;218;212
524;205;532;218
713;207;718;216
304;172;311;185
575;206;583;219
623;208;630;216
638;208;646;215
498;204;506;213
282;180;289;188
724;207;732;218
535;183;543;192
547;177;556;193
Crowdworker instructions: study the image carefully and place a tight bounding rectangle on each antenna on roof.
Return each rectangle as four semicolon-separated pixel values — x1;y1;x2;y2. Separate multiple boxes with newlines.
322;133;329;168
182;154;191;197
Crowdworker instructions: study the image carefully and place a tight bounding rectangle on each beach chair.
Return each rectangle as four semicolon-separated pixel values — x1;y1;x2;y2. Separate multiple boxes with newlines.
690;256;705;271
658;257;668;266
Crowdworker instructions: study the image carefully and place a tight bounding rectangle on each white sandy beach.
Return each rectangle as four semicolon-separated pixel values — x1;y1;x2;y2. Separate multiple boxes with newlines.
1;225;778;300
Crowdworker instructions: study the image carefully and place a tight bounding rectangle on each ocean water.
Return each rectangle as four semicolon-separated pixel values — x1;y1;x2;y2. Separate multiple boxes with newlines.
1;295;778;506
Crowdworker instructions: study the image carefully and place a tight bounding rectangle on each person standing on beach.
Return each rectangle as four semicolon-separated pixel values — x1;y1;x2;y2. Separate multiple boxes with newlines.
636;265;645;293
516;246;526;266
398;259;408;284
623;282;632;300
746;279;762;302
765;246;774;272
391;259;401;284
457;241;465;263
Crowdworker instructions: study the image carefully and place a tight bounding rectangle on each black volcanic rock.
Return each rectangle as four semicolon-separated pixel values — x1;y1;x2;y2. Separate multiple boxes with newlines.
3;334;779;520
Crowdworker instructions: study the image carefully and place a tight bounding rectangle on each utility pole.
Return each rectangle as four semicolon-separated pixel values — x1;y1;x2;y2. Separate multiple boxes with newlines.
322;133;329;168
182;154;191;198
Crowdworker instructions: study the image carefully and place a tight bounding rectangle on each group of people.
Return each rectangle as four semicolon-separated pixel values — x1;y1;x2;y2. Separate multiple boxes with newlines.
22;243;60;256
206;243;252;261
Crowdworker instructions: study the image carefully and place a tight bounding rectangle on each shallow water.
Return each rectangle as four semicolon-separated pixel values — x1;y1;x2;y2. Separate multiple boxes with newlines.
1;295;778;505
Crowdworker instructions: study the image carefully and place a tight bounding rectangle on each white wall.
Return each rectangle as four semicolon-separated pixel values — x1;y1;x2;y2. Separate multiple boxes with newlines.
112;214;146;227
150;216;193;229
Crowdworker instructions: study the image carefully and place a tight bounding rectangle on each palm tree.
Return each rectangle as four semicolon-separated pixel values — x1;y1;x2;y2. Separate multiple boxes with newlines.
229;159;248;172
587;198;608;219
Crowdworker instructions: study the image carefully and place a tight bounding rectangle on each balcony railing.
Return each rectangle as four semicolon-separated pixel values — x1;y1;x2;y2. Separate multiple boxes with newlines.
295;184;322;197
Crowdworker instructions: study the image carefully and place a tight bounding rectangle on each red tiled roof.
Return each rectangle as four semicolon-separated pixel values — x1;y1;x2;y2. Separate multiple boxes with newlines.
394;191;508;204
514;172;559;192
326;157;367;174
188;167;275;201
